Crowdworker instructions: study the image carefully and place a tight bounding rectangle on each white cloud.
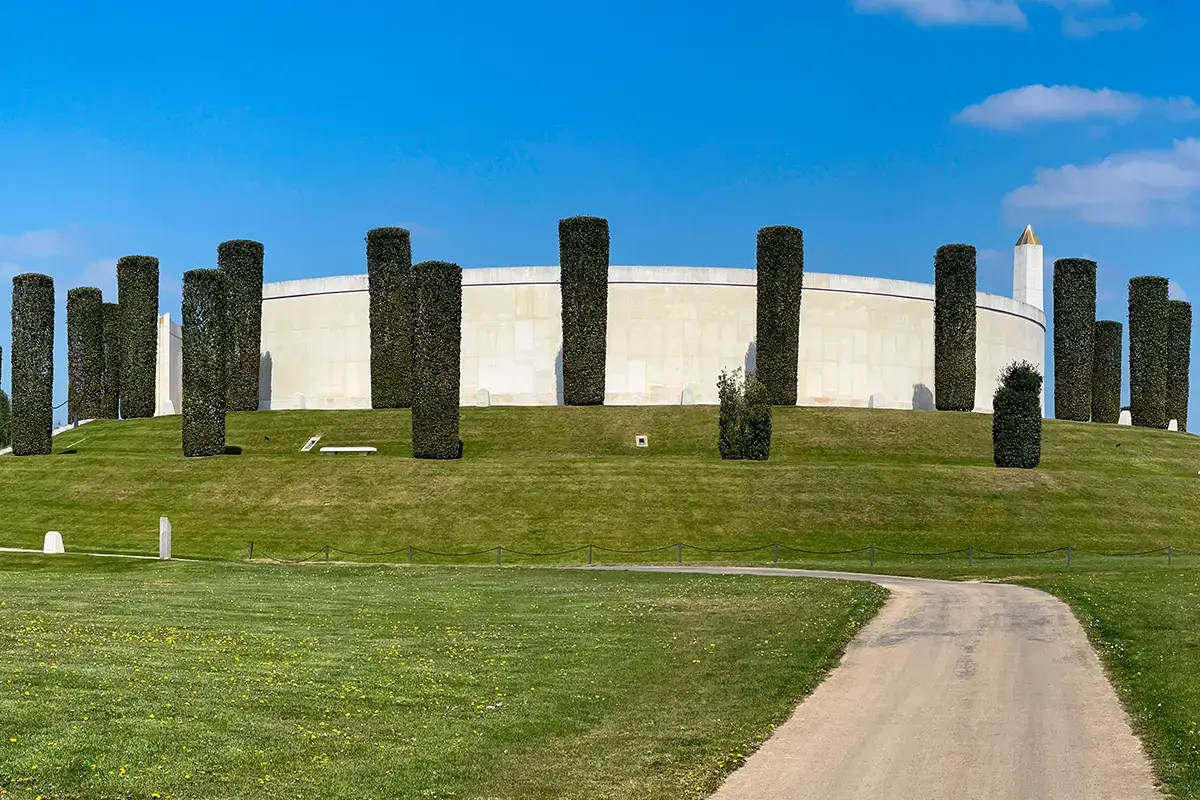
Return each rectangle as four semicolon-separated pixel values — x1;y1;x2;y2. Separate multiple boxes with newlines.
1004;138;1200;225
957;85;1200;129
1170;280;1189;303
79;258;118;300
0;228;77;259
853;0;1143;34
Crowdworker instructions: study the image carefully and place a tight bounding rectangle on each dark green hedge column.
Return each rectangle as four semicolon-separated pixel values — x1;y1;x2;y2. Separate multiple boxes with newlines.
218;240;264;412
367;227;414;409
67;287;105;422
1091;321;1123;424
756;225;804;406
992;361;1043;469
559;216;609;406
101;302;121;419
117;255;159;419
1052;258;1097;421
935;244;977;412
0;346;10;449
11;274;55;455
182;269;229;457
412;260;462;459
1128;276;1170;429
1168;299;1192;432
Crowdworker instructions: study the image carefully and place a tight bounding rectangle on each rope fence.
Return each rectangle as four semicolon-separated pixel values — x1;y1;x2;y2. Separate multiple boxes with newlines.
247;540;1186;568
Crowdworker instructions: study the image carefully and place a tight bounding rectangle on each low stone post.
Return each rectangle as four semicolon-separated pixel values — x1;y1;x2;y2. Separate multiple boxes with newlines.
159;517;171;560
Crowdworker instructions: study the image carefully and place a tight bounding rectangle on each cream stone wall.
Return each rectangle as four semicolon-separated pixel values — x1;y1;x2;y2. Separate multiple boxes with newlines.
154;266;1046;414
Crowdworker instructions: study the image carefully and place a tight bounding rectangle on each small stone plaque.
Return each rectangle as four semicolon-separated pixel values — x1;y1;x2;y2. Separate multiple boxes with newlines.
1118;409;1133;426
635;434;649;448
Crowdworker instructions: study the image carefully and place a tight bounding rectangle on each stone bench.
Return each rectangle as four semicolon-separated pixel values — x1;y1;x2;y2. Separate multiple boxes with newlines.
318;446;377;455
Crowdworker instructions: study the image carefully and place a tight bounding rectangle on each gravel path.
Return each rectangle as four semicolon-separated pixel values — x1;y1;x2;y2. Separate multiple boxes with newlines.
593;565;1162;800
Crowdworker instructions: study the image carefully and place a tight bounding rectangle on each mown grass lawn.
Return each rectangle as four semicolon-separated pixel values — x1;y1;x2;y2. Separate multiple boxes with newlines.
0;558;884;800
1;406;1199;562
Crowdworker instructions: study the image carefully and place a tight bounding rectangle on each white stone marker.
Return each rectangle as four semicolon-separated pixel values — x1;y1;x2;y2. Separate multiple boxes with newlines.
43;531;65;555
1013;224;1044;312
159;517;172;560
293;392;306;410
1169;419;1180;432
1119;409;1133;426
475;388;491;407
680;385;696;406
300;435;322;452
868;392;888;409
635;434;649;448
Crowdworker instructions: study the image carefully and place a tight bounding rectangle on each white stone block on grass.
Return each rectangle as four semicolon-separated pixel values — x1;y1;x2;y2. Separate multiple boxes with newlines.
868;392;888;409
475;388;491;407
1119;410;1132;426
159;517;172;560
1169;419;1179;432
43;531;65;555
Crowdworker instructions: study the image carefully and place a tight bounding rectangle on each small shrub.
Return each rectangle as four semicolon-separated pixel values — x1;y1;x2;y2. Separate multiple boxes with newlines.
716;368;772;460
755;225;804;406
366;227;414;409
992;360;1042;469
182;269;229;457
412;260;463;459
101;302;121;419
1091;320;1123;424
218;239;265;412
117;255;160;419
1052;258;1096;421
934;244;977;412
67;287;105;422
11;274;55;455
1128;276;1170;429
559;216;609;406
1168;300;1192;432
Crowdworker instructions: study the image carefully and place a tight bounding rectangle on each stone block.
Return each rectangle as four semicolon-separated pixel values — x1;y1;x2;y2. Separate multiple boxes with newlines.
868;392;888;409
1119;409;1132;426
159;517;172;560
43;531;64;555
1169;419;1179;432
476;388;491;408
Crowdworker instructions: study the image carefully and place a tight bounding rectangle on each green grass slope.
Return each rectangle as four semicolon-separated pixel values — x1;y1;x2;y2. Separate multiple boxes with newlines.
2;406;1199;560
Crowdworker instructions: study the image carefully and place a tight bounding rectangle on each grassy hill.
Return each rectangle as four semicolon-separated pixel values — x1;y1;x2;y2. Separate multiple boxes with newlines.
2;406;1199;562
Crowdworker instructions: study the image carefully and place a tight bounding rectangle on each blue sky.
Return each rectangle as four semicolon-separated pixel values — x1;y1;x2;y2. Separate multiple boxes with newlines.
2;0;1198;419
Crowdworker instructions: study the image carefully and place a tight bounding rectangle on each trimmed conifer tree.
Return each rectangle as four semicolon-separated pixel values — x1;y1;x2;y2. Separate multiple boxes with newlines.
1128;276;1170;429
367;227;415;409
1091;320;1123;424
412;260;463;459
934;244;977;412
755;225;804;406
1052;258;1097;421
11;274;55;455
0;346;9;449
559;216;609;406
101;302;121;419
117;255;160;418
67;287;105;423
742;371;772;460
992;360;1042;469
218;239;265;412
717;369;744;460
1168;299;1192;432
716;368;772;460
182;269;230;457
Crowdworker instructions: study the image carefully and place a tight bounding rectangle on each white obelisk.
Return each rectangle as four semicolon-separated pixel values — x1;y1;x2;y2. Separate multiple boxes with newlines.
1013;224;1044;311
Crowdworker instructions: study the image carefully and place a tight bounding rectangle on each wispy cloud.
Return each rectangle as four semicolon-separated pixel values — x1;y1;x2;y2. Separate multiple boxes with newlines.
956;85;1198;129
0;228;78;260
1004;138;1200;225
853;0;1143;35
959;85;1198;129
79;258;119;300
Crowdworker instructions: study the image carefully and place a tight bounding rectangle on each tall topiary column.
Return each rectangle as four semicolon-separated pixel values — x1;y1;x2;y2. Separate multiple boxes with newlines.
755;225;805;406
1091;321;1123;424
559;216;609;406
182;269;229;457
992;361;1043;469
1128;276;1170;429
934;244;977;412
1052;258;1097;421
117;255;159;419
101;302;121;419
412;260;463;459
67;287;105;423
0;346;10;449
367;227;414;409
1168;299;1192;432
11;274;55;455
218;239;265;412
